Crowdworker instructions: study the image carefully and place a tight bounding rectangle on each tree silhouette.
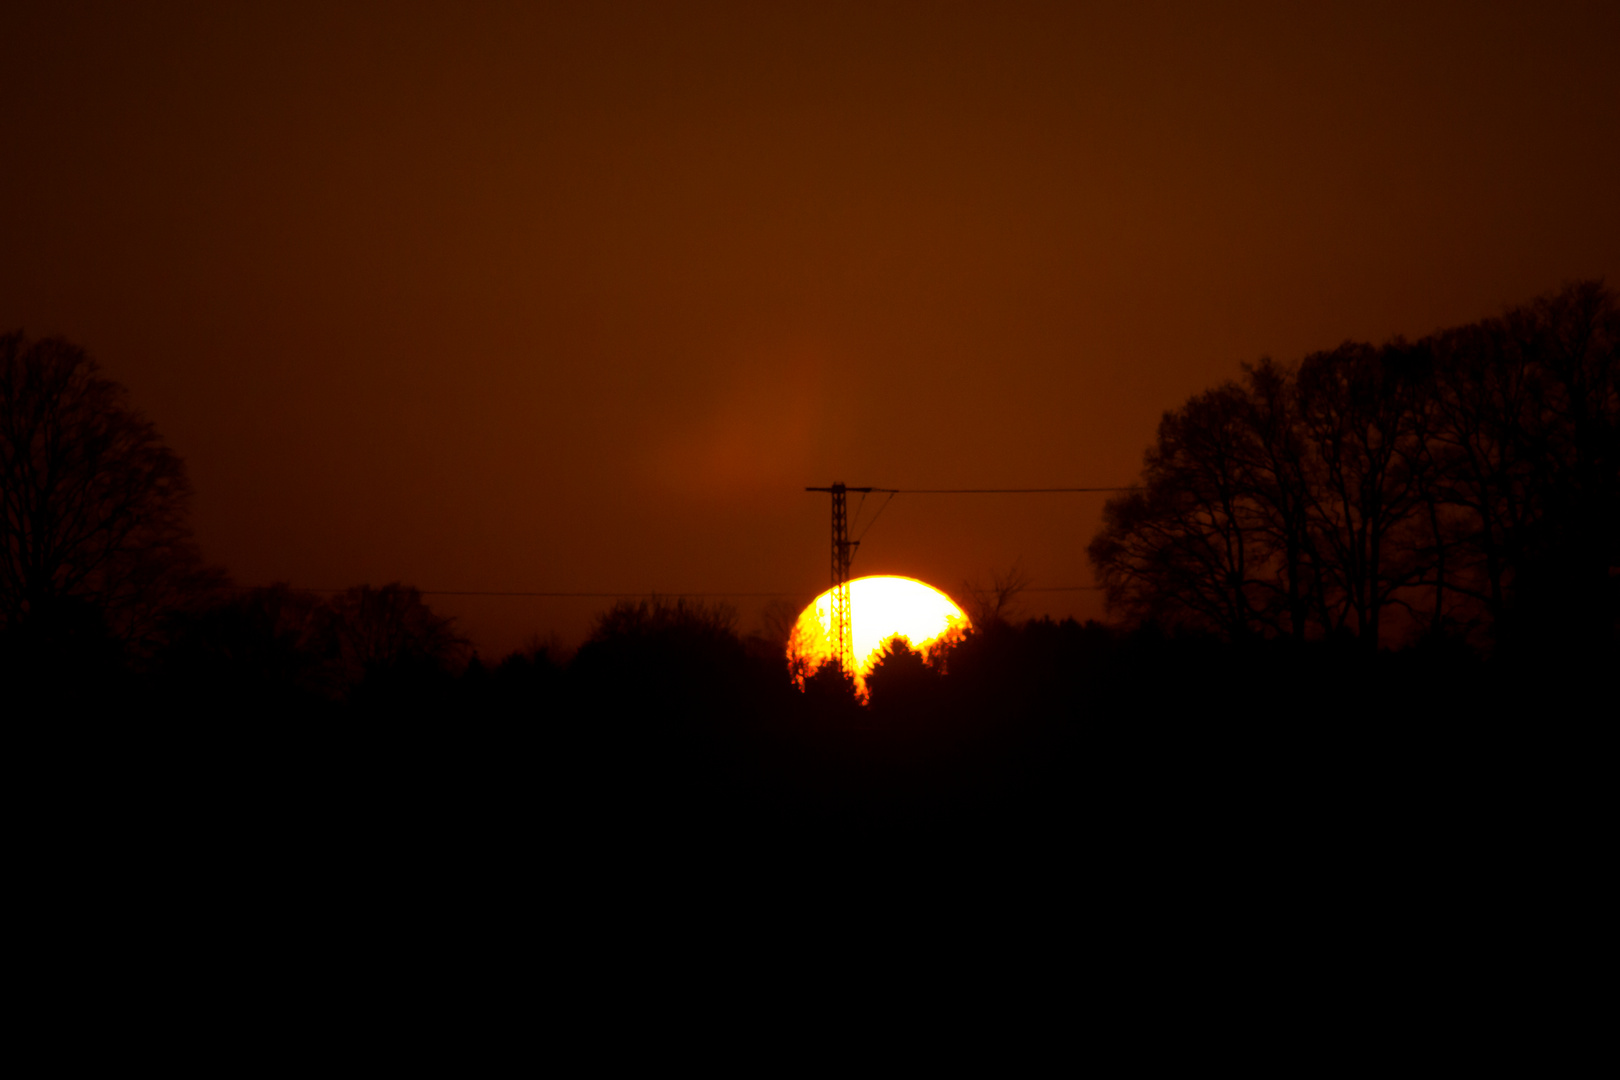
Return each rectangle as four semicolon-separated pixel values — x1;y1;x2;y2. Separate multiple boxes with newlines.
1090;281;1619;651
1294;341;1435;647
962;560;1032;629
0;333;213;662
863;635;940;719
1232;358;1319;640
1427;281;1620;647
159;584;341;706
328;583;468;697
1089;381;1272;639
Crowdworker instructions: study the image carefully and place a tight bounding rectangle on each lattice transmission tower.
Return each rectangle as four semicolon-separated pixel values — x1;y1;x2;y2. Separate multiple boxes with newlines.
805;482;872;675
803;480;1131;678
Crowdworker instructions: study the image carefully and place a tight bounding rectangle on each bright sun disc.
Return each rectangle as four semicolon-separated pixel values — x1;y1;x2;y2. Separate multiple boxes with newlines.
787;575;969;694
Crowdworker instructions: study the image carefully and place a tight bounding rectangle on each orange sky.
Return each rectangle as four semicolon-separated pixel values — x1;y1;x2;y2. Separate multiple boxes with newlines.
3;1;1617;656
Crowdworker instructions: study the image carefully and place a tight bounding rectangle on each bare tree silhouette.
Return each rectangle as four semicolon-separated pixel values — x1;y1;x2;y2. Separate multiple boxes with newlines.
758;597;805;649
962;560;1032;628
0;333;215;658
1427;281;1620;646
1090;281;1619;651
1089;383;1270;639
1293;341;1435;648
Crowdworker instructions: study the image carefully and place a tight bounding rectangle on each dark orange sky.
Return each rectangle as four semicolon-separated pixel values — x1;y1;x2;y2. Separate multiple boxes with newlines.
3;1;1617;655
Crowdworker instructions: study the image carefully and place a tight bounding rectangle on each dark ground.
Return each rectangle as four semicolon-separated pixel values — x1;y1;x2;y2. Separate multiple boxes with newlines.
17;618;1606;928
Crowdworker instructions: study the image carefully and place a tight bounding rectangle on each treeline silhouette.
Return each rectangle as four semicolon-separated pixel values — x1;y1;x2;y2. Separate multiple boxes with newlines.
4;290;1611;894
1090;280;1620;659
20;587;1604;864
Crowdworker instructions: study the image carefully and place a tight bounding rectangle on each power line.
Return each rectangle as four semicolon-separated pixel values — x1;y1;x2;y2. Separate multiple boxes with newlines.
220;586;806;598
225;583;1105;597
807;485;1134;494
420;590;802;598
235;586;1103;596
422;586;1105;595
220;484;1128;601
854;489;898;542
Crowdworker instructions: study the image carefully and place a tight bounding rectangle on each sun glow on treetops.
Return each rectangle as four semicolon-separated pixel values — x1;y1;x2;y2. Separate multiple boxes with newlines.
787;575;969;694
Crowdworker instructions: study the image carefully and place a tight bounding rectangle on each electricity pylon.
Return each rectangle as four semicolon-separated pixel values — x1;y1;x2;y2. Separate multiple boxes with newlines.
803;481;1129;676
806;482;872;676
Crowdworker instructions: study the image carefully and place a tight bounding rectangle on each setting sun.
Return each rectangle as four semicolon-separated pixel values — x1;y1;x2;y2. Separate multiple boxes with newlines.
788;575;969;693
